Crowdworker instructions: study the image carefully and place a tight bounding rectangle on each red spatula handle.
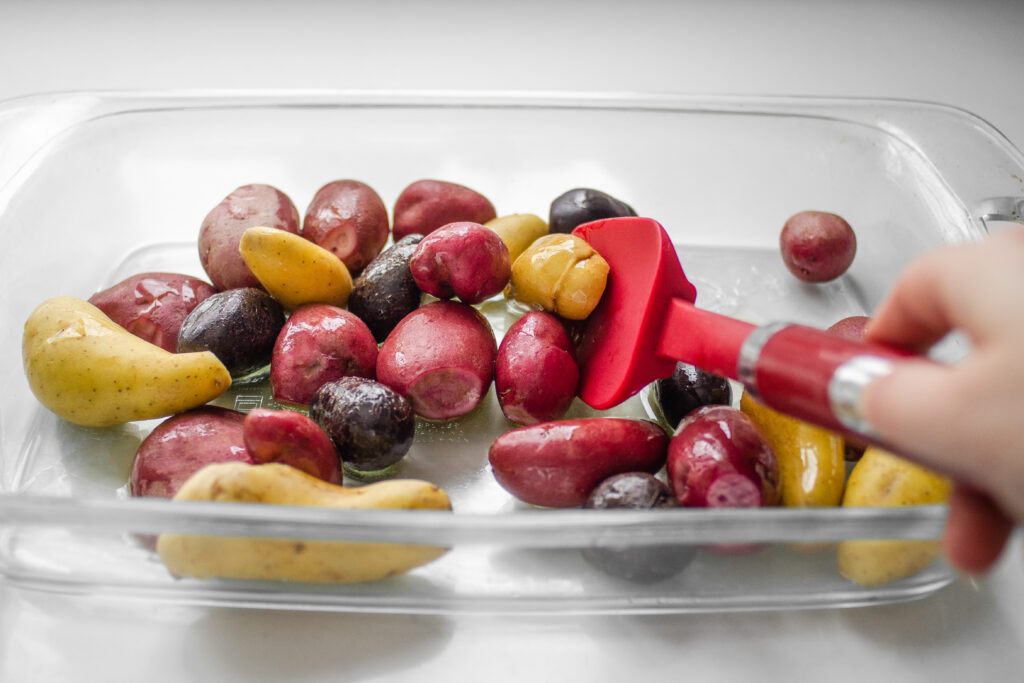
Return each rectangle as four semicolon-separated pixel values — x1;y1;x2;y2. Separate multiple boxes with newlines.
658;299;914;440
742;323;913;437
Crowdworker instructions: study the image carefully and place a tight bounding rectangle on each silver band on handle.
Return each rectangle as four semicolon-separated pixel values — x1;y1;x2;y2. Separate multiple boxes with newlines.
827;355;896;439
736;322;788;396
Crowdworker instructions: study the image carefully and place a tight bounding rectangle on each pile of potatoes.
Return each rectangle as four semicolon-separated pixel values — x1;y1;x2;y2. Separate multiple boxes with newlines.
20;177;947;589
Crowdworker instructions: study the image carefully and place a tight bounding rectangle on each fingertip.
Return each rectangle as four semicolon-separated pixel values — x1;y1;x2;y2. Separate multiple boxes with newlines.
860;360;964;469
942;484;1013;575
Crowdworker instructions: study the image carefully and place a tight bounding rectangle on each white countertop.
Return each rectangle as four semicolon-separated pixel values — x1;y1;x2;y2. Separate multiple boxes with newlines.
2;1;1023;680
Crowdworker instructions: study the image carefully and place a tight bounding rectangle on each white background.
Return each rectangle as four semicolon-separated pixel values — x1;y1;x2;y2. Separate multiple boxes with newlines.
2;1;1024;680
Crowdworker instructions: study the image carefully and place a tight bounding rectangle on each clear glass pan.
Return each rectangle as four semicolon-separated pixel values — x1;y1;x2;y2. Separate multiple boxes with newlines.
1;90;1021;614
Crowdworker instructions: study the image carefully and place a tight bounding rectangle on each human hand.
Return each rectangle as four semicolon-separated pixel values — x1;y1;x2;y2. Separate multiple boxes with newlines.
861;226;1024;574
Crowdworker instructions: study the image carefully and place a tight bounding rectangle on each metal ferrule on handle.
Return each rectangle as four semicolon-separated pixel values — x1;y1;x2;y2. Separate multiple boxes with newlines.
737;323;903;440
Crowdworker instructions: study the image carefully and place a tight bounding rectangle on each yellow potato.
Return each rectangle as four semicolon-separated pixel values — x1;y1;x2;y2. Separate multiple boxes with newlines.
157;462;452;584
507;233;609;320
22;297;230;427
485;213;549;264
740;392;846;507
239;226;353;309
837;446;952;587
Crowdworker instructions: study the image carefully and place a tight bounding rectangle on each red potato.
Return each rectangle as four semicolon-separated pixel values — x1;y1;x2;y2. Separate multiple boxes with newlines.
87;272;215;352
495;311;579;425
129;407;251;499
196;183;299;290
667;406;780;508
779;210;857;283
198;184;301;291
488;418;669;508
376;300;496;420
392;179;496;241
826;315;871;342
826;315;872;459
242;408;342;485
270;304;378;405
302;179;390;274
409;221;511;304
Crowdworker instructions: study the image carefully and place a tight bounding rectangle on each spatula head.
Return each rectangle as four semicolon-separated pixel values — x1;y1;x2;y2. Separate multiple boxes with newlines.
573;217;697;409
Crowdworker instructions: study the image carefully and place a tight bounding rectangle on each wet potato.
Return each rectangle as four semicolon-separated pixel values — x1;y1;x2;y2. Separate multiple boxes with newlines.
177;288;286;378
392;179;496;241
409;221;511;305
198;184;301;291
302;179;390;274
348;234;425;342
485;213;549;264
507;233;609;320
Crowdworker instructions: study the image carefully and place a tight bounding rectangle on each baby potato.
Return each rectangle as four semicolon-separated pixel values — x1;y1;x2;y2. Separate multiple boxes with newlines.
409;221;511;305
377;300;496;420
302;179;390;274
495;311;579;425
507;233;609;320
548;187;636;234
392;179;496;241
88;272;216;353
485;213;549;264
348;235;425;343
198;184;301;291
177;288;286;378
239;226;354;309
780;210;857;283
488;418;669;508
156;462;452;584
837;446;952;586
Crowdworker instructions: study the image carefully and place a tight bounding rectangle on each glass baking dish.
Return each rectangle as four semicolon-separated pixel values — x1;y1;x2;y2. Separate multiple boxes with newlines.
0;90;1021;615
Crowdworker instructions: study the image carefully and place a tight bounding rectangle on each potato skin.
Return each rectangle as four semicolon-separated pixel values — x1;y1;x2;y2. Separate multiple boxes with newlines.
409;221;511;304
488;418;669;508
198;184;301;290
177;288;286;377
548;187;636;234
239;226;354;309
739;392;845;508
654;362;732;431
129;407;251;499
780;210;856;283
667;406;780;508
837;447;951;586
302;179;390;273
392;179;496;241
348;234;424;342
243;408;342;485
87;272;216;352
23;297;230;427
270;304;378;405
156;462;452;584
485;213;549;264
376;300;496;420
495;311;579;425
826;315;871;342
507;233;609;320
309;377;415;474
582;472;696;583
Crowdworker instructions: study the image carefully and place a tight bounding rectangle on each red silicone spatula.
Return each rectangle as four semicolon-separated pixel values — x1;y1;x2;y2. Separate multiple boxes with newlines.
572;216;913;441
